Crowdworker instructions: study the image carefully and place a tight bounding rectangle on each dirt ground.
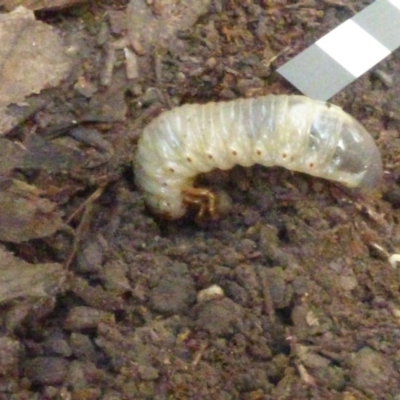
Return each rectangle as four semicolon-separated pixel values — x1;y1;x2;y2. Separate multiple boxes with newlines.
1;0;400;399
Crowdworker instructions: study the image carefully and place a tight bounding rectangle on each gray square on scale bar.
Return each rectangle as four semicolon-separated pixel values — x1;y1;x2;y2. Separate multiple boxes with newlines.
353;0;400;52
277;45;355;101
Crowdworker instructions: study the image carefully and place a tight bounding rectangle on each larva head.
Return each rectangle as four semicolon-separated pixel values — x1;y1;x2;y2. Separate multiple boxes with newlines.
273;96;382;189
291;96;383;189
329;108;383;189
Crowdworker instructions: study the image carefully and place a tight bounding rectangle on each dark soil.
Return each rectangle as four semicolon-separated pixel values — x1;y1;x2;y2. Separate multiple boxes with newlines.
2;1;400;399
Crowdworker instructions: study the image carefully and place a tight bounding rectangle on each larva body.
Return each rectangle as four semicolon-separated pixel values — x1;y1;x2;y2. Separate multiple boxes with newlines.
134;95;382;219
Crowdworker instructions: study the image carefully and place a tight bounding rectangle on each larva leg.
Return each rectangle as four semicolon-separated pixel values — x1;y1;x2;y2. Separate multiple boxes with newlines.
182;188;217;220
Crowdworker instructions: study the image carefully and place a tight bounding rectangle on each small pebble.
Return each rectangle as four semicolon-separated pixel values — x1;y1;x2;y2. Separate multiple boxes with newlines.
197;284;224;303
195;298;244;336
149;269;196;315
24;357;68;385
64;306;115;331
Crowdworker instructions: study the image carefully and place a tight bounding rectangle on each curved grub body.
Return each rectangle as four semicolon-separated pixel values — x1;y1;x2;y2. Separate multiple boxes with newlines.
134;95;383;219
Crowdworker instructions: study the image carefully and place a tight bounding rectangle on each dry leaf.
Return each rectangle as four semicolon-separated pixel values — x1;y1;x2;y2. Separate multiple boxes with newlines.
0;245;66;304
0;139;25;174
0;179;63;243
0;6;72;134
1;0;87;11
127;0;211;53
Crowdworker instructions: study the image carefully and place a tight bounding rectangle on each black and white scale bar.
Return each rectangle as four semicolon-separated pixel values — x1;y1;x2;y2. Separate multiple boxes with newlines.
277;0;400;101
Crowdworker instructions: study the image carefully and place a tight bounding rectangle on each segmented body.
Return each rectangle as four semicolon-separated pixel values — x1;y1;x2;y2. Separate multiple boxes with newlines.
134;95;382;219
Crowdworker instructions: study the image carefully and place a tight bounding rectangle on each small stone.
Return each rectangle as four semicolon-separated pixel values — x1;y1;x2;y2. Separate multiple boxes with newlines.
74;76;98;98
197;284;224;303
101;391;122;400
76;237;105;274
373;69;394;87
24;357;68;385
43;331;72;357
195;298;244;337
150;271;196;315
264;267;291;309
350;347;396;391
64;306;115;331
124;47;139;80
137;364;159;381
70;333;98;362
0;337;21;375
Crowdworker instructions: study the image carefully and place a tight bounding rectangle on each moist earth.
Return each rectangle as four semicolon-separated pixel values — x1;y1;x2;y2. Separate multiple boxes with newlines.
1;1;400;399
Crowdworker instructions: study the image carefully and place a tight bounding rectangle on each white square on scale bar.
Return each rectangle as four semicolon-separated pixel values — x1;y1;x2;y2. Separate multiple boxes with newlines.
387;0;400;11
316;19;391;78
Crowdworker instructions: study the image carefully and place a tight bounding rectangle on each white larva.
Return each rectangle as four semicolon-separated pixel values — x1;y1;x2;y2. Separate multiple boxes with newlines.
134;95;383;219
